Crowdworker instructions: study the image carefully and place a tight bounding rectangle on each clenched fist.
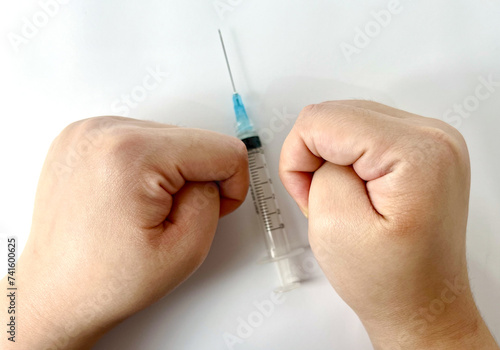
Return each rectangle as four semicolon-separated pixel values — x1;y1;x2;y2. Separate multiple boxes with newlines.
279;101;498;349
0;117;249;349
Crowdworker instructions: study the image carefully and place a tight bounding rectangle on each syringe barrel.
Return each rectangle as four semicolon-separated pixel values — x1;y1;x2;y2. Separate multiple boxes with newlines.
242;136;302;292
247;146;292;258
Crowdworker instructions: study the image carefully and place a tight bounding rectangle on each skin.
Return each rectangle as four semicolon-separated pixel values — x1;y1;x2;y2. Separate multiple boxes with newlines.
279;100;499;349
1;102;498;349
0;117;249;349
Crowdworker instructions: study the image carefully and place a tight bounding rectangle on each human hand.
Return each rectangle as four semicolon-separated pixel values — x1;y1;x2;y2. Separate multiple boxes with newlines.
1;117;248;349
279;101;499;349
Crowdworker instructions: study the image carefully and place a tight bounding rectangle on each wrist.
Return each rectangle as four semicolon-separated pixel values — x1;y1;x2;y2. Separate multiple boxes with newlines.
366;313;498;350
0;268;106;349
360;282;499;350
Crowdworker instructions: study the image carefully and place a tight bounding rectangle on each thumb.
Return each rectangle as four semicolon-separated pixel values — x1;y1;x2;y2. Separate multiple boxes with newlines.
160;181;220;273
308;162;382;258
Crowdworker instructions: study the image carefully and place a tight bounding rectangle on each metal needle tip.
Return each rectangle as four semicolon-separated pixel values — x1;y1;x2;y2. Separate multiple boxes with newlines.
218;29;237;94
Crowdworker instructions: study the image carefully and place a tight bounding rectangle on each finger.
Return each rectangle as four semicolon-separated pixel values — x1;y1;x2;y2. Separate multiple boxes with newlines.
279;103;409;215
152;128;249;217
160;182;220;281
308;162;381;256
105;118;248;216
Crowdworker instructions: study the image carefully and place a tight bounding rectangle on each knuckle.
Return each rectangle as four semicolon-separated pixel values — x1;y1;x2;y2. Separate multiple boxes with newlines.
434;119;468;149
329;99;379;107
50;116;120;163
296;103;333;131
301;103;317;114
76;116;108;133
418;125;468;163
57;116;119;144
49;116;145;179
297;102;367;128
104;131;146;165
80;120;148;175
297;104;318;122
319;100;371;120
74;116;118;135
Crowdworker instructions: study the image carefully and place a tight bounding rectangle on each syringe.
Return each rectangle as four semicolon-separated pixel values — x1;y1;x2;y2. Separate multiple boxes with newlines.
218;30;304;292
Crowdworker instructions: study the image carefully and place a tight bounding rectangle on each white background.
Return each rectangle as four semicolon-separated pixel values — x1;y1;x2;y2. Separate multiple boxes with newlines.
1;1;499;349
